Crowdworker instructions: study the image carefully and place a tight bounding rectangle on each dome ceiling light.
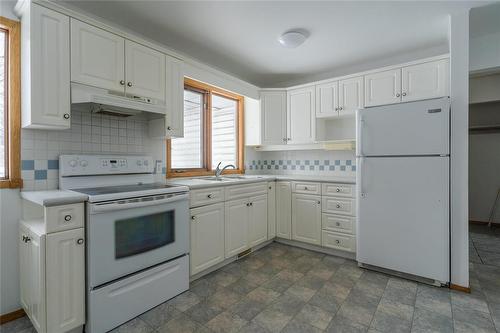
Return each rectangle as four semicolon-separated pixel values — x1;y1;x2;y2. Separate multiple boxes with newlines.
278;30;308;48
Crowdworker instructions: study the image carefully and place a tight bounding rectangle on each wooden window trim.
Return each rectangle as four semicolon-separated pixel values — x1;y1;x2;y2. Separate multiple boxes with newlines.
0;17;22;189
167;78;244;178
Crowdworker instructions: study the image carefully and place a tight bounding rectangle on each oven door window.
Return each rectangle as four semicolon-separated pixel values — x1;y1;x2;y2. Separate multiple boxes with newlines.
115;210;175;259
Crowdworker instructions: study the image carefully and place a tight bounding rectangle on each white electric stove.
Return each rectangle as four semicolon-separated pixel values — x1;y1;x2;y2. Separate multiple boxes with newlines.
59;154;190;333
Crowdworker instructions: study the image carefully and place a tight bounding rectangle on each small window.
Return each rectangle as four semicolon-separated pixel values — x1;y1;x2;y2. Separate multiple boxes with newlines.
167;78;243;177
0;17;21;188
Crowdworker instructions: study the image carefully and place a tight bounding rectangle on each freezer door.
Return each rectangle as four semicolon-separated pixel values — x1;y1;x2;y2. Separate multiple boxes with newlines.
357;97;449;156
356;156;449;282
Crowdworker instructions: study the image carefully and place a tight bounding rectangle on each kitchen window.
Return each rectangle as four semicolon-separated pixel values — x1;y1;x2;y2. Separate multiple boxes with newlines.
0;17;21;188
167;78;244;177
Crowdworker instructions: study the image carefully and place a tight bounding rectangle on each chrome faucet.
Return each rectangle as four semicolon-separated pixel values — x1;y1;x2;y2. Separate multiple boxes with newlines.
215;162;236;180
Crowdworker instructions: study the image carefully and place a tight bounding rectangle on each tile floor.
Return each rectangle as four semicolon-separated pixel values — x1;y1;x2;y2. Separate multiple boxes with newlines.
470;224;500;267
3;239;500;333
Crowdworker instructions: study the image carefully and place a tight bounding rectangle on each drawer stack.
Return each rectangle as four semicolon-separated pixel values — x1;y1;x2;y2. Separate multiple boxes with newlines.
321;183;356;252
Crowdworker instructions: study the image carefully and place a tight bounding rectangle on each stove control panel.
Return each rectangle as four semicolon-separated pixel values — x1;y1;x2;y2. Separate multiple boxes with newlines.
59;155;154;176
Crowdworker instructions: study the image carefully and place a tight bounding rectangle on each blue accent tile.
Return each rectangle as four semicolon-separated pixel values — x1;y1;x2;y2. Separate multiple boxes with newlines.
291;165;296;170
324;160;330;166
329;165;335;171
249;166;253;170
340;166;346;171
274;165;279;170
352;165;357;171
267;165;271;169
314;160;320;165
258;160;261;165
283;165;288;170
346;160;352;166
22;160;35;170
278;160;283;165
319;165;325;171
305;160;310;165
271;160;275;165
335;160;340;165
300;165;305;170
295;160;300;165
309;165;314;171
252;160;256;165
48;160;59;170
264;160;268;165
34;170;47;180
162;167;166;174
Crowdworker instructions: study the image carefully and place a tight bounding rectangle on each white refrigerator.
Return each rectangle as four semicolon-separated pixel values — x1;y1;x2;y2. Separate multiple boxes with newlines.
356;97;450;284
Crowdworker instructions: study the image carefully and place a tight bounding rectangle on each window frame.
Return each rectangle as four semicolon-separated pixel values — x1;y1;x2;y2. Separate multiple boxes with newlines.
0;17;21;189
167;78;244;178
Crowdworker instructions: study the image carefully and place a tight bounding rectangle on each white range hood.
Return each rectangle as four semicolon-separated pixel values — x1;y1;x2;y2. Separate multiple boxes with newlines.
71;83;166;117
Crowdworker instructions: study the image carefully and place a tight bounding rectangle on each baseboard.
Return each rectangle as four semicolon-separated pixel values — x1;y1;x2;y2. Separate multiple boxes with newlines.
0;308;25;325
275;238;356;260
450;283;471;293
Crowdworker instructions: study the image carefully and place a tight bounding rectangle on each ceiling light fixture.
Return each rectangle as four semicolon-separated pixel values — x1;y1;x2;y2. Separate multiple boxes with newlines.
278;30;308;48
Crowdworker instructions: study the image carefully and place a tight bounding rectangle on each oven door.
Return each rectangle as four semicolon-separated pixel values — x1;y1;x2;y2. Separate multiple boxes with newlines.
87;192;189;288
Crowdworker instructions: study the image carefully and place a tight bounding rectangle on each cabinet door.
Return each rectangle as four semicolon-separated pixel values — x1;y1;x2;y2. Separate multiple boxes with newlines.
261;91;287;145
19;225;31;314
292;194;322;245
28;230;46;333
267;182;276;239
287;87;316;144
316;81;339;118
364;69;401;107
165;56;184;137
28;4;71;129
190;203;225;275
46;228;85;333
339;76;364;116
249;195;268;247
224;199;249;257
71;19;125;92
402;59;449;102
276;181;292;239
125;40;166;101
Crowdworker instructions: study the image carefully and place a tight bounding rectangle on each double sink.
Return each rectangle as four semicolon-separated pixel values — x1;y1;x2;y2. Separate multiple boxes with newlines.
197;175;265;182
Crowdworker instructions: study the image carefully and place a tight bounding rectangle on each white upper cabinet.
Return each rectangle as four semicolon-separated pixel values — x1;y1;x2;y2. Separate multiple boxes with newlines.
165;56;184;137
339;76;364;116
401;59;449;102
364;68;402;107
316;81;339;118
260;91;287;145
287;86;316;144
125;40;166;101
18;3;71;129
71;19;125;93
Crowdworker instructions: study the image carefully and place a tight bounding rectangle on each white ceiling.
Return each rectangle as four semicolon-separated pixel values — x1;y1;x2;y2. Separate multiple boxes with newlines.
60;1;493;87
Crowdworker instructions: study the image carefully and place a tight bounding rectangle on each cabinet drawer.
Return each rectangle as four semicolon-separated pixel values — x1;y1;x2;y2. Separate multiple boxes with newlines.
291;181;321;195
322;231;355;252
322;183;355;198
322;213;355;234
225;183;267;200
322;197;355;216
190;187;225;207
45;203;84;233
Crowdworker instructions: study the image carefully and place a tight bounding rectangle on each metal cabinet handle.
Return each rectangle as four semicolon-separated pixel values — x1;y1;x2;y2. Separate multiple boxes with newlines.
127;82;133;87
120;80;125;86
76;238;84;245
336;188;341;192
339;107;343;111
167;126;172;131
402;92;407;96
63;113;70;120
336;204;341;208
64;214;72;222
22;235;31;243
191;216;196;220
246;203;250;207
396;93;401;98
317;200;321;204
207;194;213;199
250;202;253;206
335;239;340;244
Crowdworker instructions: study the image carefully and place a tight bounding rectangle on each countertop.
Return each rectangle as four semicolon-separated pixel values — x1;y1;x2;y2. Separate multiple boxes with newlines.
20;190;88;207
166;174;356;189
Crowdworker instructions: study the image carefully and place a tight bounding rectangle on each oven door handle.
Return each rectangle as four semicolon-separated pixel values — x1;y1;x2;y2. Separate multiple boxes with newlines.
90;193;189;214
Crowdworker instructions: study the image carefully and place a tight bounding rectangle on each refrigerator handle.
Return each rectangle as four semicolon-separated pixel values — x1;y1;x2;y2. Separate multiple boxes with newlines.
358;157;366;198
356;114;364;156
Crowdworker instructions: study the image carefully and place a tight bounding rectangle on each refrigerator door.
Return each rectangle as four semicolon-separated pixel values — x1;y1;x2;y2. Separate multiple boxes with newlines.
356;156;449;282
356;97;449;156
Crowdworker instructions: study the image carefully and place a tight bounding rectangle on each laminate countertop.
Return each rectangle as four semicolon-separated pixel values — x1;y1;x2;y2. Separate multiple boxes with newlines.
20;190;88;207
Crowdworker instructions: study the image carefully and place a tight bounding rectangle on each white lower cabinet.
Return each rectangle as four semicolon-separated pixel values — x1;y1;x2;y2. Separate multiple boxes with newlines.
190;203;225;275
276;181;292;239
291;193;322;245
249;195;268;247
267;182;276;239
19;219;85;333
225;198;250;258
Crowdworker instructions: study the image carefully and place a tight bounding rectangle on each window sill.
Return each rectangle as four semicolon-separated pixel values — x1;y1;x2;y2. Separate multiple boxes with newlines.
0;178;23;189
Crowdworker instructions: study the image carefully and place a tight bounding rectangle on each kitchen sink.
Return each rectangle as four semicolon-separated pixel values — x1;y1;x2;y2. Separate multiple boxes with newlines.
197;175;265;182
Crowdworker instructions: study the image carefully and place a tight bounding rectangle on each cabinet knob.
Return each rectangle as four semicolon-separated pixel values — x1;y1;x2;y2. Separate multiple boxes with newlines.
335;239;340;244
120;80;125;86
339;107;343;111
63;113;70;120
127;82;133;87
336;204;341;208
250;202;253;206
402;92;407;96
268;186;272;190
23;236;31;243
317;200;321;204
304;186;308;190
191;216;196;220
207;194;213;199
287;138;291;141
64;214;72;222
283;138;287;142
76;238;84;245
336;188;341;192
396;93;401;98
167;126;172;131
336;222;341;226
